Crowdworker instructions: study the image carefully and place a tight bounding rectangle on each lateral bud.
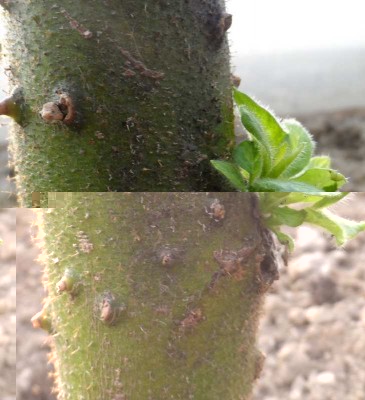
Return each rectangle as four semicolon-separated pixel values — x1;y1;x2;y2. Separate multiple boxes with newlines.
31;305;53;333
56;268;80;295
0;87;25;123
95;291;126;326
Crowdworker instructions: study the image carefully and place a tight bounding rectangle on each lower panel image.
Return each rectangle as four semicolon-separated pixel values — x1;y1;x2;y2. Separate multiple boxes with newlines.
0;208;15;400
16;192;365;400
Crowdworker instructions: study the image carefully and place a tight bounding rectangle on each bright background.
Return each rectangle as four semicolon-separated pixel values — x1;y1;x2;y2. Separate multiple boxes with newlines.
226;0;365;114
227;0;365;56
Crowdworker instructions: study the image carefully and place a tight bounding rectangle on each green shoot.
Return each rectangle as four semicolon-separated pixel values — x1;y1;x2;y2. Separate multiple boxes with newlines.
259;193;365;251
211;88;347;192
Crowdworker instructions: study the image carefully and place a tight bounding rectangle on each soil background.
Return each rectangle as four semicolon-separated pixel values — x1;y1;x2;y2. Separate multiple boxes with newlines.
0;208;16;400
16;194;365;400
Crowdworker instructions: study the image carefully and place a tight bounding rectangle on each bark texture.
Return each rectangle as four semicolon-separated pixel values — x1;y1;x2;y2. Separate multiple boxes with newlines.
36;192;279;400
2;1;234;205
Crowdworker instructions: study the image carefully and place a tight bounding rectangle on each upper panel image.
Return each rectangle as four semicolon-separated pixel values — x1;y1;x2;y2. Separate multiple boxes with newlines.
0;0;364;204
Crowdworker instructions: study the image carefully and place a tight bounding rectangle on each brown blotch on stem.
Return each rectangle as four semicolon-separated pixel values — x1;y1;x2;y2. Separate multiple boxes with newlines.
119;47;165;81
179;308;204;332
61;9;93;39
122;69;136;78
209;241;257;288
205;198;226;222
213;242;256;275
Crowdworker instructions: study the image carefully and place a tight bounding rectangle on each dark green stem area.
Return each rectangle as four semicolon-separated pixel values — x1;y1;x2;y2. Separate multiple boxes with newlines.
41;193;271;399
5;0;234;205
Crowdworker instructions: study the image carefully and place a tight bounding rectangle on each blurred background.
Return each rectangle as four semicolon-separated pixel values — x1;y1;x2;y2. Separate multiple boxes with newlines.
0;17;15;207
226;0;365;191
17;193;365;400
0;208;16;400
1;0;365;200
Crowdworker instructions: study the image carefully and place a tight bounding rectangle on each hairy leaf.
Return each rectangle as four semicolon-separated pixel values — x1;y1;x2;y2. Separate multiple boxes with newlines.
252;178;322;192
233;89;287;174
270;119;314;178
304;208;365;245
210;160;248;191
266;206;307;227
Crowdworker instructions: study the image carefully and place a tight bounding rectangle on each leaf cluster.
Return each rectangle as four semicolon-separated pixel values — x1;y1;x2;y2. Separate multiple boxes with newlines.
259;192;365;251
211;89;346;192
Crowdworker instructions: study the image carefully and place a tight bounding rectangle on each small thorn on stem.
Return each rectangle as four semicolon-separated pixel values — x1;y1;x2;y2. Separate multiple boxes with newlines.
230;74;242;88
221;13;232;33
31;306;53;333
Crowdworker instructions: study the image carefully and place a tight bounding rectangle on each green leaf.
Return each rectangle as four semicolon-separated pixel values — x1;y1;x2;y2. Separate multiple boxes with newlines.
308;156;331;169
210;160;248;191
293;168;347;191
266;206;307;227
311;193;348;209
259;193;291;213
251;178;323;192
304;208;365;245
233;141;257;174
233;88;287;175
270;119;314;178
233;140;263;182
270;227;295;252
282;192;348;207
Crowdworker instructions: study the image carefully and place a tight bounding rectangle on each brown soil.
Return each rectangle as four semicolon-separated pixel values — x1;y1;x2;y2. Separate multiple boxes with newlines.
0;209;16;400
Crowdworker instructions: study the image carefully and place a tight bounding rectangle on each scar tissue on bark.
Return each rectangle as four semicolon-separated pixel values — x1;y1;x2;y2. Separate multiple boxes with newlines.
40;92;76;125
179;308;204;331
157;246;183;267
75;231;93;253
61;9;93;39
119;47;165;81
205;198;225;222
213;241;256;276
122;69;136;78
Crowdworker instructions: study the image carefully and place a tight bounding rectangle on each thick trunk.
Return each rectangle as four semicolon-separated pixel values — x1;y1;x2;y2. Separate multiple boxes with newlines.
2;1;234;206
35;192;279;400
